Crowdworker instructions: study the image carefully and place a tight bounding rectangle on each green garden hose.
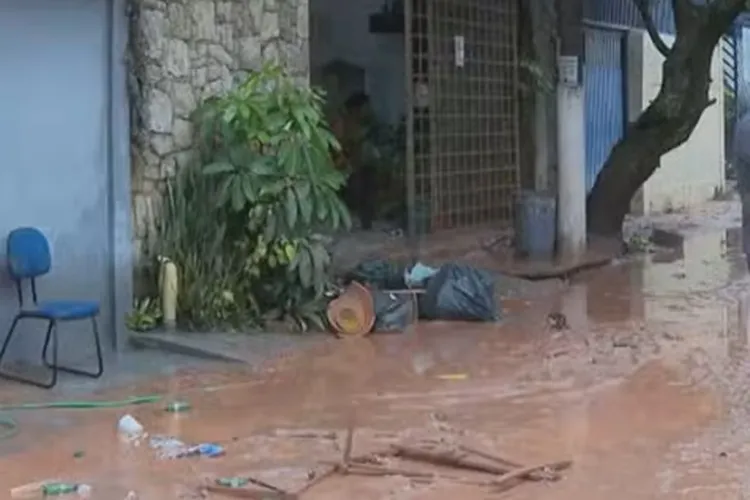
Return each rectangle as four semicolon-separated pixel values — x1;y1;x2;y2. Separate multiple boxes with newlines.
0;394;162;411
0;394;164;441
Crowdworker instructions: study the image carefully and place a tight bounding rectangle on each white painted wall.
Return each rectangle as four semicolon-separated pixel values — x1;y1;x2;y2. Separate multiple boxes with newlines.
309;0;405;124
627;31;725;215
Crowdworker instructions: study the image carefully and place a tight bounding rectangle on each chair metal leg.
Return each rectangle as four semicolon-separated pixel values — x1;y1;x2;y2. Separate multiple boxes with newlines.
0;317;58;389
42;317;103;379
0;316;20;364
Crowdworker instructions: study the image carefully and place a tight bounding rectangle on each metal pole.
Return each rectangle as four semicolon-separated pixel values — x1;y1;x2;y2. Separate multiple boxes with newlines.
555;0;587;261
405;0;418;264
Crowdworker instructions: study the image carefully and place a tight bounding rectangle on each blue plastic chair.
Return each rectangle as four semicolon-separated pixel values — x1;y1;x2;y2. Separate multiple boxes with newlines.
0;227;103;388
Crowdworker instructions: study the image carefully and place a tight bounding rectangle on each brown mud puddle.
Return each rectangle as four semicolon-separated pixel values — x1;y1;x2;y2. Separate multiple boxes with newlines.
0;227;748;499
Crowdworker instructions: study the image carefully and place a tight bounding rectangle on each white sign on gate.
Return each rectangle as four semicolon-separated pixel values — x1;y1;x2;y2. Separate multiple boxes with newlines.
454;35;465;68
558;55;579;86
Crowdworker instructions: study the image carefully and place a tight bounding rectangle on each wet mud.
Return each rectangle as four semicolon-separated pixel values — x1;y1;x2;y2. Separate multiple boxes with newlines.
3;203;750;499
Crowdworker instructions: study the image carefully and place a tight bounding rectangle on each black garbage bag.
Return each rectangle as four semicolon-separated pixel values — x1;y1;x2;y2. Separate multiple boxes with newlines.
346;259;407;290
372;291;416;333
420;264;500;322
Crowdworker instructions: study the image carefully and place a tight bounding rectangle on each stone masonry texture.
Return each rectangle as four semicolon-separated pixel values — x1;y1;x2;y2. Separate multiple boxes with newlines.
128;0;310;260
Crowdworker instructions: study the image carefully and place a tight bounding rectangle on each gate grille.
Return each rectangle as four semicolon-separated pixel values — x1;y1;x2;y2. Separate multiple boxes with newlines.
406;0;520;233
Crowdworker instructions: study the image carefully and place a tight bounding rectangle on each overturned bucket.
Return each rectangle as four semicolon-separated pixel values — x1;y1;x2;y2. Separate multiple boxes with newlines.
327;281;375;337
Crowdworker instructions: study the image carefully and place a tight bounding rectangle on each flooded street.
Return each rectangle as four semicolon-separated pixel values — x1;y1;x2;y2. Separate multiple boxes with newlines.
3;204;750;499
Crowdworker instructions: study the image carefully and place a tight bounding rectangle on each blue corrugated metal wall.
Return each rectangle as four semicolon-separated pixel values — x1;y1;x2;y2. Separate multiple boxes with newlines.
582;0;740;187
584;28;625;193
740;27;750;116
581;0;669;193
584;0;675;34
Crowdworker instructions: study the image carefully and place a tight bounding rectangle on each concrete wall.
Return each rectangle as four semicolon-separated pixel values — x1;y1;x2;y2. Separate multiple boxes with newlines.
627;30;725;215
0;0;132;353
129;0;310;256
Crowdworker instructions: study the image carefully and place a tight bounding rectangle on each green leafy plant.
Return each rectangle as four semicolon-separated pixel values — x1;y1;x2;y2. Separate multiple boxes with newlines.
187;63;351;331
125;297;163;332
149;162;258;330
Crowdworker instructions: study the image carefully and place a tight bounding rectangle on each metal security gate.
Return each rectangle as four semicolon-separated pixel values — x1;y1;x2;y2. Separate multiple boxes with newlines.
584;28;626;193
406;0;520;234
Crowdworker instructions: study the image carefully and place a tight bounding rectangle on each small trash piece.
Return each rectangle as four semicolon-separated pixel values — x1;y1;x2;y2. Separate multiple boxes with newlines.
372;291;417;333
436;373;468;381
75;484;92;498
186;443;225;458
164;401;191;413
124;491;138;500
149;435;187;459
73;450;85;459
546;312;569;331
404;262;438;288
117;414;144;442
149;435;224;459
215;477;250;488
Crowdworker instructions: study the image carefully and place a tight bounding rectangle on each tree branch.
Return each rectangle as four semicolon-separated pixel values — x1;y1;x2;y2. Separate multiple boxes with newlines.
710;0;747;15
632;0;671;57
672;0;709;36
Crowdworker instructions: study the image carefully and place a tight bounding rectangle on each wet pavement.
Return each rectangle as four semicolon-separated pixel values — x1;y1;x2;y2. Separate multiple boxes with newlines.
3;202;750;499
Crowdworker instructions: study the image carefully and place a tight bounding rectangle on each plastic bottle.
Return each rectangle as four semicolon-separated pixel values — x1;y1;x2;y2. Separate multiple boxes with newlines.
117;414;144;442
41;483;78;496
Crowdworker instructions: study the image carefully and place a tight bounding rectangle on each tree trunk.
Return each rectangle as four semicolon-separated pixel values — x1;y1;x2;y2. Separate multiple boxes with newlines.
586;0;744;237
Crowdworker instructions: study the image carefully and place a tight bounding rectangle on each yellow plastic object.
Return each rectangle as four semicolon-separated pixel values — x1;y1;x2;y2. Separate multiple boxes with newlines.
436;373;469;381
159;257;179;330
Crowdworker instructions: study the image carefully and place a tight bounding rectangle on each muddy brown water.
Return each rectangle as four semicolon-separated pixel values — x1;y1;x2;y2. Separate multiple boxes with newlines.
2;227;750;498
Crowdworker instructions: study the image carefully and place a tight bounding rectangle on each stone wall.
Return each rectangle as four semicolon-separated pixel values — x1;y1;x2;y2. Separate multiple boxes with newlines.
129;0;310;257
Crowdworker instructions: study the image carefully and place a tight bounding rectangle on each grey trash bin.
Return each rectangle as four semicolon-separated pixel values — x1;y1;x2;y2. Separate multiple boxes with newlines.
514;191;556;259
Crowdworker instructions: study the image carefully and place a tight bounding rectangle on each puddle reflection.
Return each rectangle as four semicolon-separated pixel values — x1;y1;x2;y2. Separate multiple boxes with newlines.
578;229;747;329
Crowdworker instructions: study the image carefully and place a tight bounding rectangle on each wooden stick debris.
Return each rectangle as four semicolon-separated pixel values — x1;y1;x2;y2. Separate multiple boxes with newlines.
271;429;338;440
294;422;357;496
294;466;338;496
245;475;289;494
342;423;355;463
344;462;435;479
318;448;396;469
391;444;511;475
491;460;573;491
292;429;572;497
203;484;299;499
457;444;522;469
457;444;562;481
344;463;488;486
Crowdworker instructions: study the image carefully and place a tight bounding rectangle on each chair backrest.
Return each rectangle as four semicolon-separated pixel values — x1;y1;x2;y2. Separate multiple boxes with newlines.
7;227;51;280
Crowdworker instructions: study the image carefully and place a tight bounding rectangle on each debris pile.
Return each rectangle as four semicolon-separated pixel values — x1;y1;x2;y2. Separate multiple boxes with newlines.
197;426;572;498
328;260;501;337
8;397;569;498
